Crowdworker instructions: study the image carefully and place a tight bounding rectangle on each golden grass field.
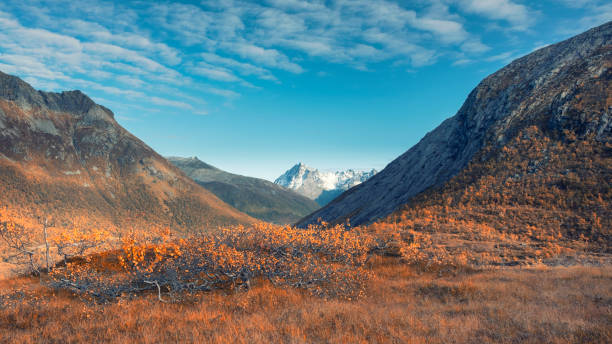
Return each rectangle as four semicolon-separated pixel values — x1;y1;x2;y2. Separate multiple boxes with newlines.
1;262;610;343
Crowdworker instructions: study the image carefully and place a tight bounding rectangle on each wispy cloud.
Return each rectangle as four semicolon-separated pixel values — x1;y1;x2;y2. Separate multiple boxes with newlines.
200;53;278;82
226;42;304;74
454;0;533;31
0;0;519;102
0;5;237;116
485;51;517;63
149;96;194;110
1;0;605;118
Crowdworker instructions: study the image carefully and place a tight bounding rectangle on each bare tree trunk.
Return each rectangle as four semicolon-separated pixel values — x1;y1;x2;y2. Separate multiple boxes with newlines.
43;218;50;273
28;253;39;276
144;280;167;303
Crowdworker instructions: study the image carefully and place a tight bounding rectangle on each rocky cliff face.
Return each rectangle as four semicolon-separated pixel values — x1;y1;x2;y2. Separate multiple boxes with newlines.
0;72;254;230
275;163;376;206
298;21;611;228
169;157;320;224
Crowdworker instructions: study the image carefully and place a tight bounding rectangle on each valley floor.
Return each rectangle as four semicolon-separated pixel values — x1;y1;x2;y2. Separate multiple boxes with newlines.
1;261;610;344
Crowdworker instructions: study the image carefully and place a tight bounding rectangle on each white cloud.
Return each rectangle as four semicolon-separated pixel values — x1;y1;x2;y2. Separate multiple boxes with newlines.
452;58;473;66
21;76;63;91
189;62;258;88
191;65;242;83
455;0;533;30
362;28;437;66
149;96;194;110
407;14;469;44
200;87;240;99
485;51;515;62
147;3;214;46
0;55;69;80
348;44;383;59
461;39;491;53
142;0;487;71
278;39;335;57
82;42;175;76
200;52;278;81
114;75;145;88
256;8;307;34
64;19;182;66
227;42;304;73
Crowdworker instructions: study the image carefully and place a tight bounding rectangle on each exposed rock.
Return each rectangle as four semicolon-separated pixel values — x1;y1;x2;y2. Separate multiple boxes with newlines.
0;72;114;120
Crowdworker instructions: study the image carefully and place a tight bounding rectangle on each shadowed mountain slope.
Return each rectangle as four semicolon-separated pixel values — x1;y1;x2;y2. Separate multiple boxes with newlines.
298;22;611;234
168;157;320;224
0;71;254;231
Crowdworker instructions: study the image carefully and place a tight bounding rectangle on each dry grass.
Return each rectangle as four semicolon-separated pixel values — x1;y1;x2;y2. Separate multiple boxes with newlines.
1;205;610;343
1;261;610;344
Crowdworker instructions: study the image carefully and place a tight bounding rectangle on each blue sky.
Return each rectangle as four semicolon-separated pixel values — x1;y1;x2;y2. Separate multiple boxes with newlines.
0;0;610;180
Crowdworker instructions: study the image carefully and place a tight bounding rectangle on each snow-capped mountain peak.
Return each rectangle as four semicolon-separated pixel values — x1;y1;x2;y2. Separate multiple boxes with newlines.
274;163;377;205
274;162;314;189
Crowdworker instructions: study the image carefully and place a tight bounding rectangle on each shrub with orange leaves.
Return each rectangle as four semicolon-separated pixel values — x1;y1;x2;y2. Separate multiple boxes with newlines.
48;223;382;302
53;227;111;266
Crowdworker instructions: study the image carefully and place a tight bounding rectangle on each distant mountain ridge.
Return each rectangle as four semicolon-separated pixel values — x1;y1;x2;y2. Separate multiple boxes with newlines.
275;163;376;205
0;71;254;232
169;157;320;224
297;21;612;232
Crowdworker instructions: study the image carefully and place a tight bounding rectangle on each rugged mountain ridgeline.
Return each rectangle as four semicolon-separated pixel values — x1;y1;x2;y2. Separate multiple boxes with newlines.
168;157;319;224
275;163;376;205
298;22;611;250
0;71;254;234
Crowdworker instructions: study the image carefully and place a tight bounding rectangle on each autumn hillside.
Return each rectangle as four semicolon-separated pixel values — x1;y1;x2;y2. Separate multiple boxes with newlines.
0;71;254;239
383;125;611;255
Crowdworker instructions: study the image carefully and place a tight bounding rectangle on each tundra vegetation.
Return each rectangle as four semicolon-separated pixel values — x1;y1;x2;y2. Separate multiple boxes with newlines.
0;203;610;343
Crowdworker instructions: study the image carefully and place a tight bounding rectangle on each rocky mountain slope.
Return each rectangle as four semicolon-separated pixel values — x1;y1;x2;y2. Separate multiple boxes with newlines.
298;21;611;235
168;157;320;224
275;163;376;206
0;71;254;232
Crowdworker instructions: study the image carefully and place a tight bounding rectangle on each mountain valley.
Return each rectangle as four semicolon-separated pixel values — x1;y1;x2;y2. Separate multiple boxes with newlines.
0;11;610;344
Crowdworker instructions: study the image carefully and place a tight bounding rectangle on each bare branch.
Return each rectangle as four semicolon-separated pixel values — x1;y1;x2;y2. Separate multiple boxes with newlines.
144;280;167;303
